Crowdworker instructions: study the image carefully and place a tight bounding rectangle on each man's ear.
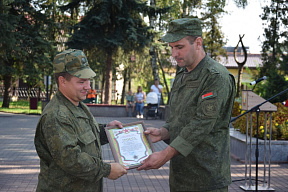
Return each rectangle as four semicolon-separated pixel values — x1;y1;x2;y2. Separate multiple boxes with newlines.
195;37;203;49
58;76;66;87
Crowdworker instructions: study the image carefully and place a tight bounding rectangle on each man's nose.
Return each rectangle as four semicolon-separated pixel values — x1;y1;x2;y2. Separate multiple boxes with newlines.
171;48;177;58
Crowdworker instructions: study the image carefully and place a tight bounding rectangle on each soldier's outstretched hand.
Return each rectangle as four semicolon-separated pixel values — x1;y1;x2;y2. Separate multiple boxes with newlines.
137;146;178;171
107;120;123;128
144;127;170;142
137;151;167;170
144;128;162;143
108;163;128;180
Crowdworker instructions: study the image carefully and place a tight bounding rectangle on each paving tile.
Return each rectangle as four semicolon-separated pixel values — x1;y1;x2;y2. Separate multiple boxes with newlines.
0;112;287;191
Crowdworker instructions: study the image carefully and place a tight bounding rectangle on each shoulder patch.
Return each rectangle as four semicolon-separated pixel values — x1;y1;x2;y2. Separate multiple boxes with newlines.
201;99;217;117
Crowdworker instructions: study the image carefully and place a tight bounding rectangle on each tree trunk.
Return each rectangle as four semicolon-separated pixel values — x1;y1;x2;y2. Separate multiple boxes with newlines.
157;53;170;105
149;0;159;81
104;51;113;104
49;83;54;101
128;68;131;90
121;68;128;104
2;74;12;108
150;47;159;80
182;0;189;17
100;74;105;104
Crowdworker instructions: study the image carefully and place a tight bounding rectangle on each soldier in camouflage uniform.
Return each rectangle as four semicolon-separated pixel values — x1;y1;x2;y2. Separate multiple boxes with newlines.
34;49;127;192
137;18;236;192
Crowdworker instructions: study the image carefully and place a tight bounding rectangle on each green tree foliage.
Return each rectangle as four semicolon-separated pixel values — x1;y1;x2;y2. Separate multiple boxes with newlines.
201;0;227;61
0;0;20;108
1;0;278;106
0;0;53;108
256;0;288;102
65;0;154;104
232;0;248;8
257;69;288;103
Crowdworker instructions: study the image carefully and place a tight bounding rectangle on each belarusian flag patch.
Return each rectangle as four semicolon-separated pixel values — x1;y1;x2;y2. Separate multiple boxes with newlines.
202;92;213;99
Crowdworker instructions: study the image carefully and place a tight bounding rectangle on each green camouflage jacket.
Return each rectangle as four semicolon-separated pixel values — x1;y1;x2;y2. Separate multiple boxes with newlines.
163;55;236;191
34;91;110;192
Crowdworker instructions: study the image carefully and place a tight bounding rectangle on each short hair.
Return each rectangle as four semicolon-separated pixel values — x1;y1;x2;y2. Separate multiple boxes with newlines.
55;72;73;86
186;36;202;45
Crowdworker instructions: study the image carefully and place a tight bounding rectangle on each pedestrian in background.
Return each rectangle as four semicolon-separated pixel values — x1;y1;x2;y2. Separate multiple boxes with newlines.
150;78;163;106
125;89;135;116
87;88;97;103
135;86;146;118
34;49;127;192
137;18;236;192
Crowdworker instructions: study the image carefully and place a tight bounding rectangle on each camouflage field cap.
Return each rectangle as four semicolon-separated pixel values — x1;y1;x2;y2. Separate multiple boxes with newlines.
53;49;96;78
160;18;202;43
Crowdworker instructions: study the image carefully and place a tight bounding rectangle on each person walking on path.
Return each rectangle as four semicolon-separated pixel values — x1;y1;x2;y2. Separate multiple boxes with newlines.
34;49;127;192
135;86;146;118
137;18;236;192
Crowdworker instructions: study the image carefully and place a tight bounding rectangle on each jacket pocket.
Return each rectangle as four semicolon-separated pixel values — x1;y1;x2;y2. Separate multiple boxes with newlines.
78;130;96;145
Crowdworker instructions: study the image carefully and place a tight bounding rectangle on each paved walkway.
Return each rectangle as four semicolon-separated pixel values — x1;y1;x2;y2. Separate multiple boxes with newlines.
0;112;287;192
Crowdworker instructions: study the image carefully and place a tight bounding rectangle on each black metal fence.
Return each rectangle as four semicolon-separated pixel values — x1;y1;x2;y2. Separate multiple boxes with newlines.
0;87;56;101
0;87;125;104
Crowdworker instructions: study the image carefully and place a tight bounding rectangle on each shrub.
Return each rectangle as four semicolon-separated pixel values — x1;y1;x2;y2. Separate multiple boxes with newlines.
232;101;288;140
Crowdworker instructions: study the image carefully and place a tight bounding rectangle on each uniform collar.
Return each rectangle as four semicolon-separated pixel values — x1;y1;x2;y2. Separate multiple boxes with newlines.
56;90;89;119
182;54;209;80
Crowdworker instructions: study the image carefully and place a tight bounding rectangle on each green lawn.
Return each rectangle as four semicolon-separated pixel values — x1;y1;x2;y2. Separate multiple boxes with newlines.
0;100;42;115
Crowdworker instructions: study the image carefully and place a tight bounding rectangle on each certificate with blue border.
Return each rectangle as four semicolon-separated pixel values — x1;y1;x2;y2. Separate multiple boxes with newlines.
105;121;155;169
